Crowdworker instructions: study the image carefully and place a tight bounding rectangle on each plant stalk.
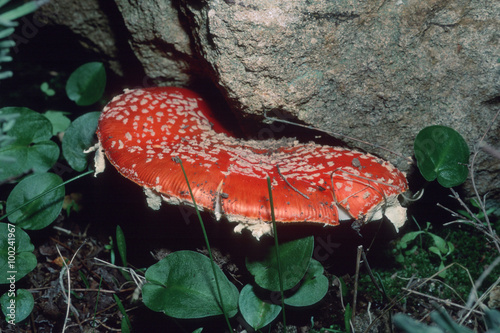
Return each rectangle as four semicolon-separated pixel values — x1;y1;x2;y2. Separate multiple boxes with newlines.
177;158;233;332
267;176;286;328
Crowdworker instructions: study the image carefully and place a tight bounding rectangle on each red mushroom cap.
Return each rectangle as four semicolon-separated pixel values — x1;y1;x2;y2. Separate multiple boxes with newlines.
94;87;408;239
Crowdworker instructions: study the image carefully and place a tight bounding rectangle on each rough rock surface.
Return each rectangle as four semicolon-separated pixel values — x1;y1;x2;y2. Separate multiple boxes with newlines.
37;0;125;75
113;0;195;85
39;0;499;197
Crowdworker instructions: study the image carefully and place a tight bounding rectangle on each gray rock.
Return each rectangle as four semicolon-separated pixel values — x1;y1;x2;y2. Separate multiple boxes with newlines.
39;0;500;197
187;0;500;198
37;0;124;75
114;0;194;85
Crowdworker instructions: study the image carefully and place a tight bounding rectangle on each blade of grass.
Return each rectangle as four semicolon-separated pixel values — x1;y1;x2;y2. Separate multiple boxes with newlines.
79;271;90;289
175;157;233;332
115;225;131;281
116;225;127;267
113;294;132;333
266;176;286;328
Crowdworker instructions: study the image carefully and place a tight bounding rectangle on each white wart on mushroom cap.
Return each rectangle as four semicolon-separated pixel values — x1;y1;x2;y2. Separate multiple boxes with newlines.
95;87;408;239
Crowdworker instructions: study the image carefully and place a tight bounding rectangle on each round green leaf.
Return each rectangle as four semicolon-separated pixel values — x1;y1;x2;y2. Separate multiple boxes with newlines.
0;223;37;282
414;125;470;188
43;111;71;135
239;284;281;330
0;289;34;323
246;236;314;292
6;173;65;230
66;62;106;106
142;251;239;319
40;82;55;97
62;112;100;171
0;107;59;181
284;259;329;307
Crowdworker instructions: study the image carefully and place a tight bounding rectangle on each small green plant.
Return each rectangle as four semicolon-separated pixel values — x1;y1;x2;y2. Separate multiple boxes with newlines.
138;161;330;331
0;61;106;323
140;235;330;330
386;123;499;332
309;316;344;332
104;236;116;264
457;198;496;224
40;82;55;96
241;236;329;330
395;221;455;278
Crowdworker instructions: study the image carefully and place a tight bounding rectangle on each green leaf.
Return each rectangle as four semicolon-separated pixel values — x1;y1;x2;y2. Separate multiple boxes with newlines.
447;242;455;255
40;82;55;97
0;289;34;323
192;329;203;333
0;2;40;22
113;294;132;333
142;251;239;319
115;225;127;267
6;173;65;230
239;284;281;330
0;223;37;282
246;236;314;292
456;209;472;220
438;261;447;278
43;111;71;135
427;233;449;254
470;198;480;208
404;245;419;256
66;62;106;106
61;112;100;171
428;246;443;258
121;319;131;333
414;125;470;188
399;231;425;249
284;259;329;307
0;107;59;181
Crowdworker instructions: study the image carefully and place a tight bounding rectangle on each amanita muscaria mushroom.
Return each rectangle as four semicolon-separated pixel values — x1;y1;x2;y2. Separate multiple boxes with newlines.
90;87;408;239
